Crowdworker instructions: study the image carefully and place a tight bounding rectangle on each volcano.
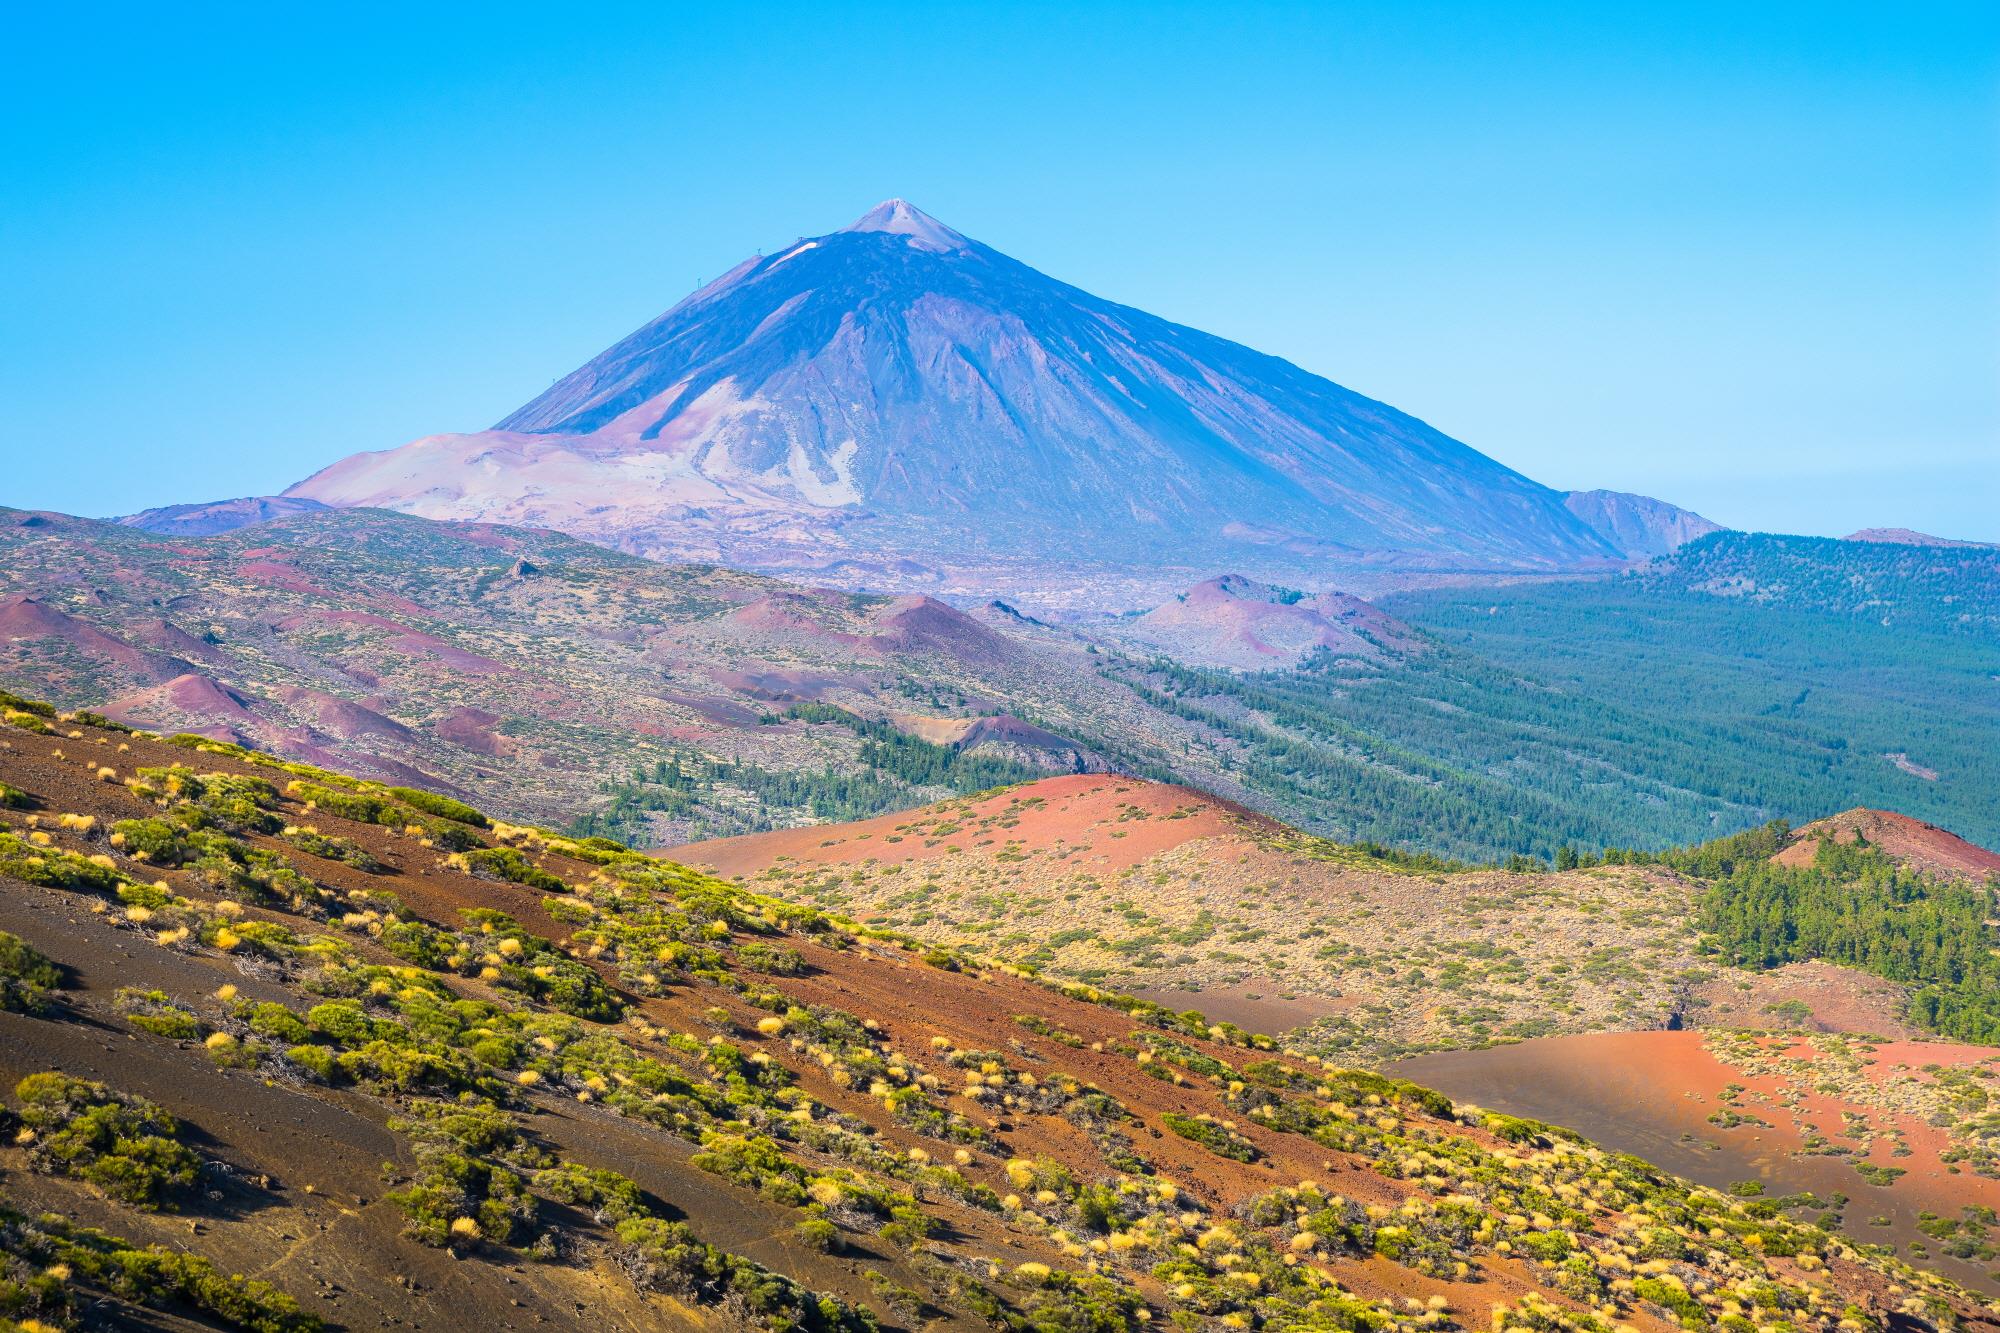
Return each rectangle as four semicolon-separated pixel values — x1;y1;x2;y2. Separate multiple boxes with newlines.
290;200;1700;599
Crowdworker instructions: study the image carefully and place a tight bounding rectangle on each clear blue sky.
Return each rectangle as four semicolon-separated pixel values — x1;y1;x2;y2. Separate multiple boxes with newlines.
5;1;1995;539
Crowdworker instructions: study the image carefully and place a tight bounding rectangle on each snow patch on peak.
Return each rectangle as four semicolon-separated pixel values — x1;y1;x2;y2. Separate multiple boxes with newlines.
838;199;970;252
769;241;818;269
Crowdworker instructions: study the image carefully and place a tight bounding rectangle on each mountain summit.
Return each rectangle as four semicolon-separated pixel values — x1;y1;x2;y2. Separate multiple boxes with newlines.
290;201;1658;600
835;197;971;251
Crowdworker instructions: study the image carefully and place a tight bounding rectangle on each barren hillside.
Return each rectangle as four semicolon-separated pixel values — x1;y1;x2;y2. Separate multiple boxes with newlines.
0;699;1988;1331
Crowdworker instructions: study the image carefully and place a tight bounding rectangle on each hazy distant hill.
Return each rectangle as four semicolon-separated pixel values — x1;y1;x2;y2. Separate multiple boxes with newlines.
1636;530;2000;633
1562;488;1723;558
115;494;329;536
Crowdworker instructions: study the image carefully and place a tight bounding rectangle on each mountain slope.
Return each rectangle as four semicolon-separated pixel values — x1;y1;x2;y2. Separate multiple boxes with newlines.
1772;807;2000;881
289;200;1627;600
1635;530;2000;632
116;494;330;536
1104;575;1423;670
672;773;1707;1063
1845;528;1997;549
10;504;1998;861
0;505;1206;838
1562;489;1722;558
0;704;1990;1327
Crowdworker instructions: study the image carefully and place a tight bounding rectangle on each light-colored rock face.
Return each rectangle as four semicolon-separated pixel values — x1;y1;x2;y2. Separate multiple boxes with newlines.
290;201;1630;601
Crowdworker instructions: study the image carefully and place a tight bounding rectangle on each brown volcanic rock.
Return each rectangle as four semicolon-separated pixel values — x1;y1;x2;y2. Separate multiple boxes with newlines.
673;773;1262;879
126;615;230;665
1774;807;2000;881
432;704;515;757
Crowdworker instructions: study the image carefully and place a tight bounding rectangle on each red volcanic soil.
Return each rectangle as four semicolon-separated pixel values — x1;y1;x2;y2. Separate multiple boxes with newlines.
101;671;262;741
1775;808;2000;881
1394;1031;2000;1295
1690;960;1917;1037
672;773;1266;878
723;591;843;635
722;590;1017;667
433;705;513;756
863;594;1016;664
233;557;332;597
1116;575;1423;669
127;616;229;665
276;685;414;742
0;596;188;681
274;609;511;676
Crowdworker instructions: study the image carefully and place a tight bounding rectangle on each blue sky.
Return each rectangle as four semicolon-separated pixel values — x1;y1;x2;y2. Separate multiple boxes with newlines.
5;1;1995;538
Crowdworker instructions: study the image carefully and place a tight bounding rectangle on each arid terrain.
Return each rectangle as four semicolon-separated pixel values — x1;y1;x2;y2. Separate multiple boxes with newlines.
1395;1031;2000;1295
1771;809;2000;881
0;506;1239;840
11;502;1996;863
0;699;1992;1332
674;775;1713;1063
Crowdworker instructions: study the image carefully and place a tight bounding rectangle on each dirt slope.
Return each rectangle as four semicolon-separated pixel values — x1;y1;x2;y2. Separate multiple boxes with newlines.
1773;808;2000;881
1395;1030;2000;1296
673;775;1708;1064
2;706;1989;1331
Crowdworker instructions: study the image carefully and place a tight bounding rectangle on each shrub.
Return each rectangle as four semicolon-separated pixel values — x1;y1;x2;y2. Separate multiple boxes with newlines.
388;787;490;828
288;782;391;825
281;827;385;872
736;941;807;976
613;1215;881;1332
535;1163;644;1223
1160;1111;1260;1161
112;817;191;864
286;1044;341;1081
794;1215;841;1252
14;1073;202;1209
388;1149;536;1248
115;988;204;1040
0;689;56;719
0;931;61;1013
0;1206;322;1331
243;1001;312;1044
461;847;565;893
0;832;123;893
